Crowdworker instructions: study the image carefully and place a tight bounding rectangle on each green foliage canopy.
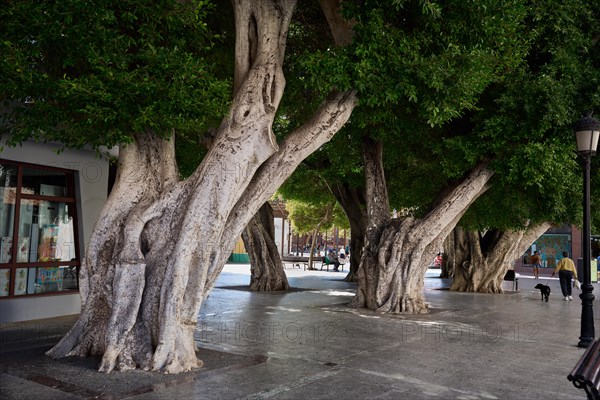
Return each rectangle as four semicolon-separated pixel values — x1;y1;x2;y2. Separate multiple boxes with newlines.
283;0;599;234
1;0;230;151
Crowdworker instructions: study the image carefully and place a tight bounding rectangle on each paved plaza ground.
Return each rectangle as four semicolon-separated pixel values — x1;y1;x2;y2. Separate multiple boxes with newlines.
1;264;597;399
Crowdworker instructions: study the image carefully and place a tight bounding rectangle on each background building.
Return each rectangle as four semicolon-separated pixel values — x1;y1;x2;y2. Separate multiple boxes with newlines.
515;224;600;280
0;141;112;322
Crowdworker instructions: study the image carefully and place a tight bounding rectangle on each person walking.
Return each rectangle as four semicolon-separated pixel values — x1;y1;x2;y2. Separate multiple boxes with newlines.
531;250;542;279
551;251;578;301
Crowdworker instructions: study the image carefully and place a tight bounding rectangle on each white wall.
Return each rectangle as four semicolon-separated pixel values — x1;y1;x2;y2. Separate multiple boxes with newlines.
0;293;81;322
274;217;291;257
0;141;110;322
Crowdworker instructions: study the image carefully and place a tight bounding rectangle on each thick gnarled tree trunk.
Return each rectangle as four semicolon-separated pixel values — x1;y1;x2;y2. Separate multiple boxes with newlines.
47;0;357;374
243;203;289;291
450;222;552;293
351;138;494;314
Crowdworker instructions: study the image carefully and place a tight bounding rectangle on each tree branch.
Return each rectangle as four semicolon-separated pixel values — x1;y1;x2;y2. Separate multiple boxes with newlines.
207;90;357;283
318;0;356;46
418;164;494;244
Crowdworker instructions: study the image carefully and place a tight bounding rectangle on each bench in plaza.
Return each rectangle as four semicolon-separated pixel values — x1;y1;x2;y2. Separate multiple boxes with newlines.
281;256;344;271
282;256;323;270
282;256;306;270
568;338;600;399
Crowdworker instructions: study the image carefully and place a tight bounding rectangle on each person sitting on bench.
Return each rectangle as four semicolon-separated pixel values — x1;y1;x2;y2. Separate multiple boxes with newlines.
328;250;341;272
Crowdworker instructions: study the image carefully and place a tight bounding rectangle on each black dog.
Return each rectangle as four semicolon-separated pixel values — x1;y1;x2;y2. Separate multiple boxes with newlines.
534;283;551;302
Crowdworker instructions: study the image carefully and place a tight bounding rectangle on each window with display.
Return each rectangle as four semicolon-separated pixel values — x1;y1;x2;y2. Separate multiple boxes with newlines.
0;160;80;297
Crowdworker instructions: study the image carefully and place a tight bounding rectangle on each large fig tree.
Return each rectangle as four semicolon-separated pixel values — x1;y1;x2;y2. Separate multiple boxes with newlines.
446;0;600;292
296;0;529;313
351;138;494;313
1;0;356;373
314;0;599;312
449;223;552;293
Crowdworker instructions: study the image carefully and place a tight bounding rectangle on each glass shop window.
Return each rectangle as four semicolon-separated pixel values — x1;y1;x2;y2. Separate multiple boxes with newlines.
0;161;80;297
22;167;69;197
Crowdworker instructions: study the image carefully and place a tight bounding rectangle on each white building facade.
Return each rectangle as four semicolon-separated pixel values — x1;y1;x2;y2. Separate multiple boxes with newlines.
0;141;111;322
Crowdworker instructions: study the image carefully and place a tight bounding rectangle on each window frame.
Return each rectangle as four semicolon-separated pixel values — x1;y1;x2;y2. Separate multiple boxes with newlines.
0;159;81;298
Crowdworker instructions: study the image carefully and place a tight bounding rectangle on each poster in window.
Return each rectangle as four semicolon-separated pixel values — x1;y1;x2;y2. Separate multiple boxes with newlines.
1;187;16;204
16;238;29;263
0;269;9;296
0;237;12;264
56;218;75;261
14;268;27;295
38;225;59;262
36;267;62;290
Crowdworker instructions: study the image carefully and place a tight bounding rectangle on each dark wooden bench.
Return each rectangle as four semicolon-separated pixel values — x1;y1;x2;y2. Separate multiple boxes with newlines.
282;256;324;271
503;270;519;291
282;257;306;270
568;338;600;399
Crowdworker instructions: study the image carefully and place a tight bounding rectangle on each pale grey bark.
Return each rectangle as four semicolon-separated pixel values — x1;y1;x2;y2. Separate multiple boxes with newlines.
47;0;357;374
352;138;494;314
206;89;357;289
450;222;552;293
351;138;391;309
46;134;182;371
513;222;554;262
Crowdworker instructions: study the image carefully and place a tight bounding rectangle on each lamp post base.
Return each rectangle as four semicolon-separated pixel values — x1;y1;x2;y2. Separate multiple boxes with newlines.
578;287;595;348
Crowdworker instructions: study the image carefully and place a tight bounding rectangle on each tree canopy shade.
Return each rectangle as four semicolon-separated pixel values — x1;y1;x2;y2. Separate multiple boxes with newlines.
0;0;230;150
277;0;600;306
301;0;528;128
1;0;598;374
455;0;600;233
285;197;348;235
282;0;536;220
1;0;358;374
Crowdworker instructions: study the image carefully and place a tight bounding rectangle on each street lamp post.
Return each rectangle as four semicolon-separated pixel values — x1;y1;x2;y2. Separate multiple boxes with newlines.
574;111;600;348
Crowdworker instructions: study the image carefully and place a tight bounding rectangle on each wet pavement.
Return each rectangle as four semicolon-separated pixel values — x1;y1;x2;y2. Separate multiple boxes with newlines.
1;264;597;399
